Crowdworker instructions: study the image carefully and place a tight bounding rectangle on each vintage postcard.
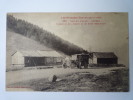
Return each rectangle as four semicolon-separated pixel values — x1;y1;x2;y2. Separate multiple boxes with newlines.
6;13;129;92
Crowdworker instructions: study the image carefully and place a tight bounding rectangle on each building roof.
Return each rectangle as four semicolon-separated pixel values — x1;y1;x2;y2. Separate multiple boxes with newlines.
12;50;62;57
93;52;117;58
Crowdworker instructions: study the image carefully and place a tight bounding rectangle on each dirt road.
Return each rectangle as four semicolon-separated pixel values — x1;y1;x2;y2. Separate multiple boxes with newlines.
6;67;126;85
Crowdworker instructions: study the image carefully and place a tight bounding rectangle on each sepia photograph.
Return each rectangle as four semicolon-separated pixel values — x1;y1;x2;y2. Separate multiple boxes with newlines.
6;13;129;92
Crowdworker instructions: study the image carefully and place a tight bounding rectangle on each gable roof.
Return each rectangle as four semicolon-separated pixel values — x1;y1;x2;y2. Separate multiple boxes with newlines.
93;52;117;58
12;50;62;57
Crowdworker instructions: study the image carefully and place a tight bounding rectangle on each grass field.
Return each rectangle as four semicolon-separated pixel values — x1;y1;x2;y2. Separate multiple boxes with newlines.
6;67;129;92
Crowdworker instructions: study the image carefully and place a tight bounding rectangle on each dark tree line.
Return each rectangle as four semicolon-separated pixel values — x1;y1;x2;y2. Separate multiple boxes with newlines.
7;15;88;55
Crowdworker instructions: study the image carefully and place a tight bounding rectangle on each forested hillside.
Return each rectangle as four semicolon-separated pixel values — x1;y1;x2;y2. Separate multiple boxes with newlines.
7;15;87;55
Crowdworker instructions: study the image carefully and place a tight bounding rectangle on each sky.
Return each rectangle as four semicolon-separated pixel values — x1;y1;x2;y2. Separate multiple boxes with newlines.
9;13;129;66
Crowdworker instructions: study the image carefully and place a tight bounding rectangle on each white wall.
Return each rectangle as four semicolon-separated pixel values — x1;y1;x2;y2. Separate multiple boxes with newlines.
93;57;97;64
12;52;24;65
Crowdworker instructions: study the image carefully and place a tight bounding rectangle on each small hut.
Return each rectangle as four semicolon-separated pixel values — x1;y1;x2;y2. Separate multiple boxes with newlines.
71;54;90;68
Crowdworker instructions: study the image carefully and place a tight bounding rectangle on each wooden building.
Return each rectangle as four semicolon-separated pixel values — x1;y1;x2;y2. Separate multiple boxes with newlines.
11;50;63;67
89;52;118;64
71;54;90;68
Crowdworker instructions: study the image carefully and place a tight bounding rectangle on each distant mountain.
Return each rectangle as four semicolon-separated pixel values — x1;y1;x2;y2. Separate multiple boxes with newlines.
7;15;87;56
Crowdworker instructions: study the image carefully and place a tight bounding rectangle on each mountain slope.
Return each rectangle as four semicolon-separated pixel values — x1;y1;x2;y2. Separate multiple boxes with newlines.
7;30;51;51
7;15;86;55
